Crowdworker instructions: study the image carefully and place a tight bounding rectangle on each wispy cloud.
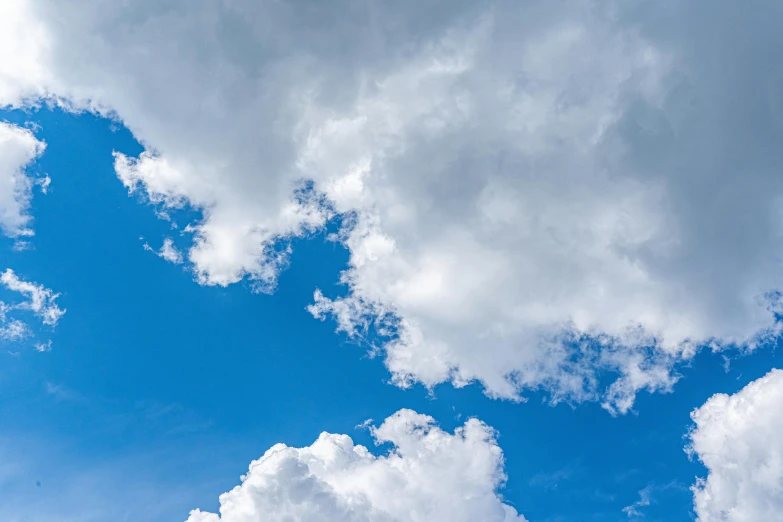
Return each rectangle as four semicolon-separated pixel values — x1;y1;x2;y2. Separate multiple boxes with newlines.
0;269;64;352
622;481;685;518
143;237;184;265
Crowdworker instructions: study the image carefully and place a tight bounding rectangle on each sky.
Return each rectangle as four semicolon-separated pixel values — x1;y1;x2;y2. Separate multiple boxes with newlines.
1;1;783;521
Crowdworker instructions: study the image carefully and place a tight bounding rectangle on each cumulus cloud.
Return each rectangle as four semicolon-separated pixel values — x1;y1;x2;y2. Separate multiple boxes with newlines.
186;409;525;522
0;121;46;238
687;369;783;521
2;0;783;410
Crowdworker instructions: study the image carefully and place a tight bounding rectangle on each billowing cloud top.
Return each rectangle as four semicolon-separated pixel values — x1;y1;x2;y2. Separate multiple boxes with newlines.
2;0;783;411
688;369;783;521
187;409;525;522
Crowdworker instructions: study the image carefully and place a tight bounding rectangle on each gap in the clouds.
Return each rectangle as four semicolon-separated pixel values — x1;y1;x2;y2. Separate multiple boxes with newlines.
0;106;432;518
1;106;782;521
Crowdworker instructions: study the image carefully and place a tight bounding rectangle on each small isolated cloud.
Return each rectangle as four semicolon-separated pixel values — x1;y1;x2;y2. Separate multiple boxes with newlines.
0;317;28;341
1;268;65;326
687;369;783;521
622;485;652;518
144;237;183;265
622;482;683;518
36;174;51;194
355;418;374;430
187;409;526;522
34;340;52;352
0;268;64;350
0;121;46;238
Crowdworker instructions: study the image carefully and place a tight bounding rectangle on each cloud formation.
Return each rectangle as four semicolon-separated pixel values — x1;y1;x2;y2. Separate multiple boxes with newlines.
2;0;783;410
1;268;65;326
688;369;783;521
0;121;46;238
186;409;525;522
0;268;65;346
143;237;184;265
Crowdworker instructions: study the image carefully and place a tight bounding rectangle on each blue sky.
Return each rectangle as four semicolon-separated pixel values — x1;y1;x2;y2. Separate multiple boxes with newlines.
0;107;779;521
2;2;783;522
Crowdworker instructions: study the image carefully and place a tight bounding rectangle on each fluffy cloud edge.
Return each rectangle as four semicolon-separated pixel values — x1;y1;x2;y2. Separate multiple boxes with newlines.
687;369;783;521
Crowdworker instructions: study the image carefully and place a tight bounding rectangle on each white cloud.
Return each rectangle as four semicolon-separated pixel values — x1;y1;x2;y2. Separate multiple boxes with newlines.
0;269;64;351
36;174;51;194
2;1;783;410
1;268;65;326
34;340;52;352
622;486;652;518
0;0;51;105
0;317;28;341
186;409;525;522
688;369;783;521
144;237;184;265
0;121;46;238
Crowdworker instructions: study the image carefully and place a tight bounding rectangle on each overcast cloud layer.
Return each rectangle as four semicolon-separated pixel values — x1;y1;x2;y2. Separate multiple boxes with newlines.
688;369;783;521
187;409;525;522
2;0;783;411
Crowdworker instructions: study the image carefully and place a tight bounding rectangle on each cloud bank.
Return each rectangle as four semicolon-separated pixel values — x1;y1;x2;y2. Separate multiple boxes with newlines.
187;409;525;522
688;369;783;521
2;0;783;410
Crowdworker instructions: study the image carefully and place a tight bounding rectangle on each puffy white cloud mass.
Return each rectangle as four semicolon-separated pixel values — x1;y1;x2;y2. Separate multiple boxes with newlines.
186;409;525;522
688;369;783;521
0;121;46;238
2;0;783;410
